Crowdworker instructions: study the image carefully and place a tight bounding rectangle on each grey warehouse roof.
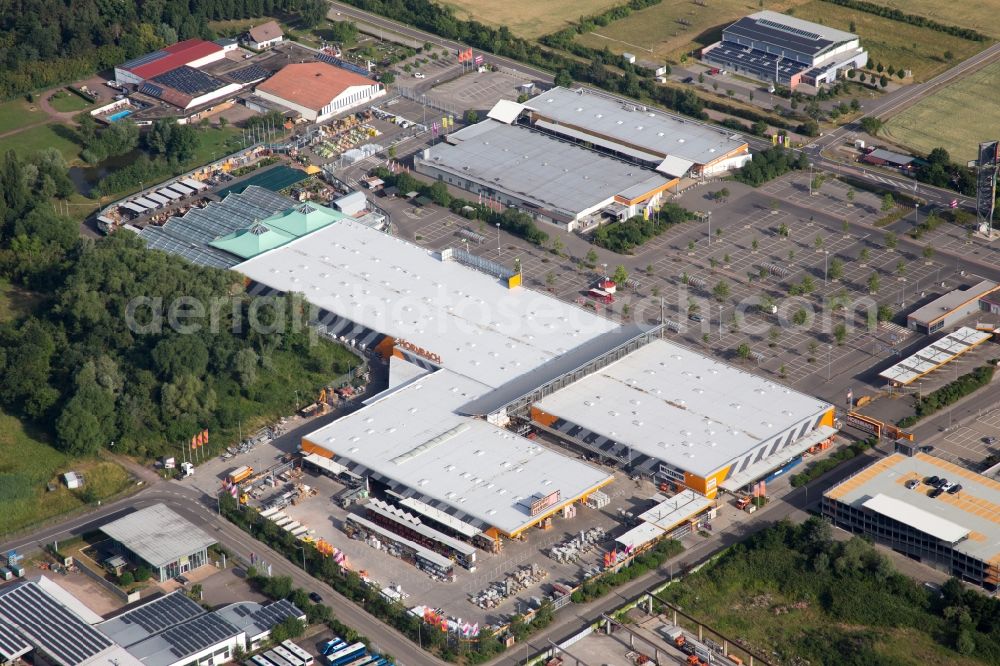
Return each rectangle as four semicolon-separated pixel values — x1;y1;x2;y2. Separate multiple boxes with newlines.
124;612;239;666
724;11;857;59
0;580;114;666
213;599;304;640
908;280;998;325
100;504;216;568
421;121;669;219
98;592;205;647
522;87;747;166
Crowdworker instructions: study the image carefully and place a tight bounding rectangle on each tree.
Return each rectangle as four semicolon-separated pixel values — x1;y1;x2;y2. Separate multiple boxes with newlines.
585;248;598;267
884;230;897;248
751;237;759;251
829;257;844;280
944;50;954;61
380;72;395;85
879;75;888;88
868;272;880;294
298;0;327;28
833;322;847;345
119;571;134;586
842;219;850;234
737;343;751;360
778;222;789;237
922;245;935;261
551;236;564;255
545;271;556;287
554;69;573;87
270;616;306;643
792;309;808;326
465;110;479;124
712;280;730;302
860;116;883;136
877;304;893;322
646;263;654;275
612;264;629;286
895;259;906;276
233;348;259;389
814;235;824;249
808;340;818;360
768;327;780;347
859;247;870;263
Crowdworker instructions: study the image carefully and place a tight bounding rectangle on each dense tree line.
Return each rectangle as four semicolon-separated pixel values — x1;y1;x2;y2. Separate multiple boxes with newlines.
897;362;996;427
818;0;988;41
0;149;356;459
734;146;809;186
78;118;140;165
0;0;325;99
592;203;696;253
915;147;977;196
664;517;1000;664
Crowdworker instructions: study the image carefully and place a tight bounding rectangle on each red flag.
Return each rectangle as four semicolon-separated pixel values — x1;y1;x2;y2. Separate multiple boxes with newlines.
190;436;197;450
203;429;209;444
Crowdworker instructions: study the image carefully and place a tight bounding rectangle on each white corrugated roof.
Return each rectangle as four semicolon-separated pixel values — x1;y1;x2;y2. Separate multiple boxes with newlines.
862;493;969;543
656;155;695;178
486;99;525;124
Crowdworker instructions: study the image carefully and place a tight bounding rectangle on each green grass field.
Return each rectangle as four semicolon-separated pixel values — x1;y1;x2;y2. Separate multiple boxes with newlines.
789;1;986;81
0;98;48;134
439;0;622;39
0;411;132;536
871;0;1000;39
883;59;1000;163
2;123;81;161
574;0;802;61
48;89;93;113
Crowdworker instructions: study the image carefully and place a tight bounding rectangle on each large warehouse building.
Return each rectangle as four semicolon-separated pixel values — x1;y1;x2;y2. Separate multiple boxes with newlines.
99;504;216;582
414;120;675;231
254;62;384;122
235;218;837;545
703;11;868;89
824;452;1000;590
114;39;227;86
531;339;835;497
503;87;752;178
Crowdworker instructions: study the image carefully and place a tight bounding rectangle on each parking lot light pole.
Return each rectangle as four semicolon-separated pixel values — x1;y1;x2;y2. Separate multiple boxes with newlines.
496;223;501;258
823;250;829;285
827;345;832;380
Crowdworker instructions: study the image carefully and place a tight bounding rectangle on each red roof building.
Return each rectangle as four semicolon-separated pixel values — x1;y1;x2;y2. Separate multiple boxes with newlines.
115;39;225;85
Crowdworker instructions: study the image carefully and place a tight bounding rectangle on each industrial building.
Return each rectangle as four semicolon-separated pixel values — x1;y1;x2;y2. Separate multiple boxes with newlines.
489;87;751;179
907;280;999;334
254;62;384;123
531;339;835;497
824;452;1000;590
99;504;216;582
414;120;675;230
115;39;227;86
615;491;716;553
233;216;838;550
703;11;868;90
138;66;243;111
0;577;303;666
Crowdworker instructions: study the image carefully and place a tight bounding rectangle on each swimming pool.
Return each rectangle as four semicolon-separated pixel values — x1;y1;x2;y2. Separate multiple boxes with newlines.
107;109;132;122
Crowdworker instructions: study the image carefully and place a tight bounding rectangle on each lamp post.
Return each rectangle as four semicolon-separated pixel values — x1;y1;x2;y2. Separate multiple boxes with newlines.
827;344;832;380
823;250;829;285
496;223;501;258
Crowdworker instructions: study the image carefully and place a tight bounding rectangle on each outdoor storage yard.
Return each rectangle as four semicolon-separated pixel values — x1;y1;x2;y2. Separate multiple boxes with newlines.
884;59;1000;163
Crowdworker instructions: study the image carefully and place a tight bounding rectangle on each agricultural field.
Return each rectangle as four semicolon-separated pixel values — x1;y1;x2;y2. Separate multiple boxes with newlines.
438;0;621;39
873;0;1000;39
574;0;802;61
573;0;983;82
883;59;1000;163
789;1;986;81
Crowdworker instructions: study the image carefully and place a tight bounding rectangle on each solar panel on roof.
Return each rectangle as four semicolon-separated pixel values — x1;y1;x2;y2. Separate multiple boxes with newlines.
139;82;164;98
228;64;270;83
123;50;169;71
314;53;371;77
152;66;226;96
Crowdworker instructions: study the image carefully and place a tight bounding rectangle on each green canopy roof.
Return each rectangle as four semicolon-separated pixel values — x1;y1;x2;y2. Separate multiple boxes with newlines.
208;221;295;259
261;202;347;237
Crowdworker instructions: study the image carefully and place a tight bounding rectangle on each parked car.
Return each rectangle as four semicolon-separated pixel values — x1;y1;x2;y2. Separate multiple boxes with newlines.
984;436;997;445
682;76;694;83
688;312;703;322
935;477;948;488
175;575;189;586
924;475;940;486
947;484;962;495
413;72;426;79
940;481;956;493
309;591;323;603
929;487;944;498
905;479;919;490
919;445;934;453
